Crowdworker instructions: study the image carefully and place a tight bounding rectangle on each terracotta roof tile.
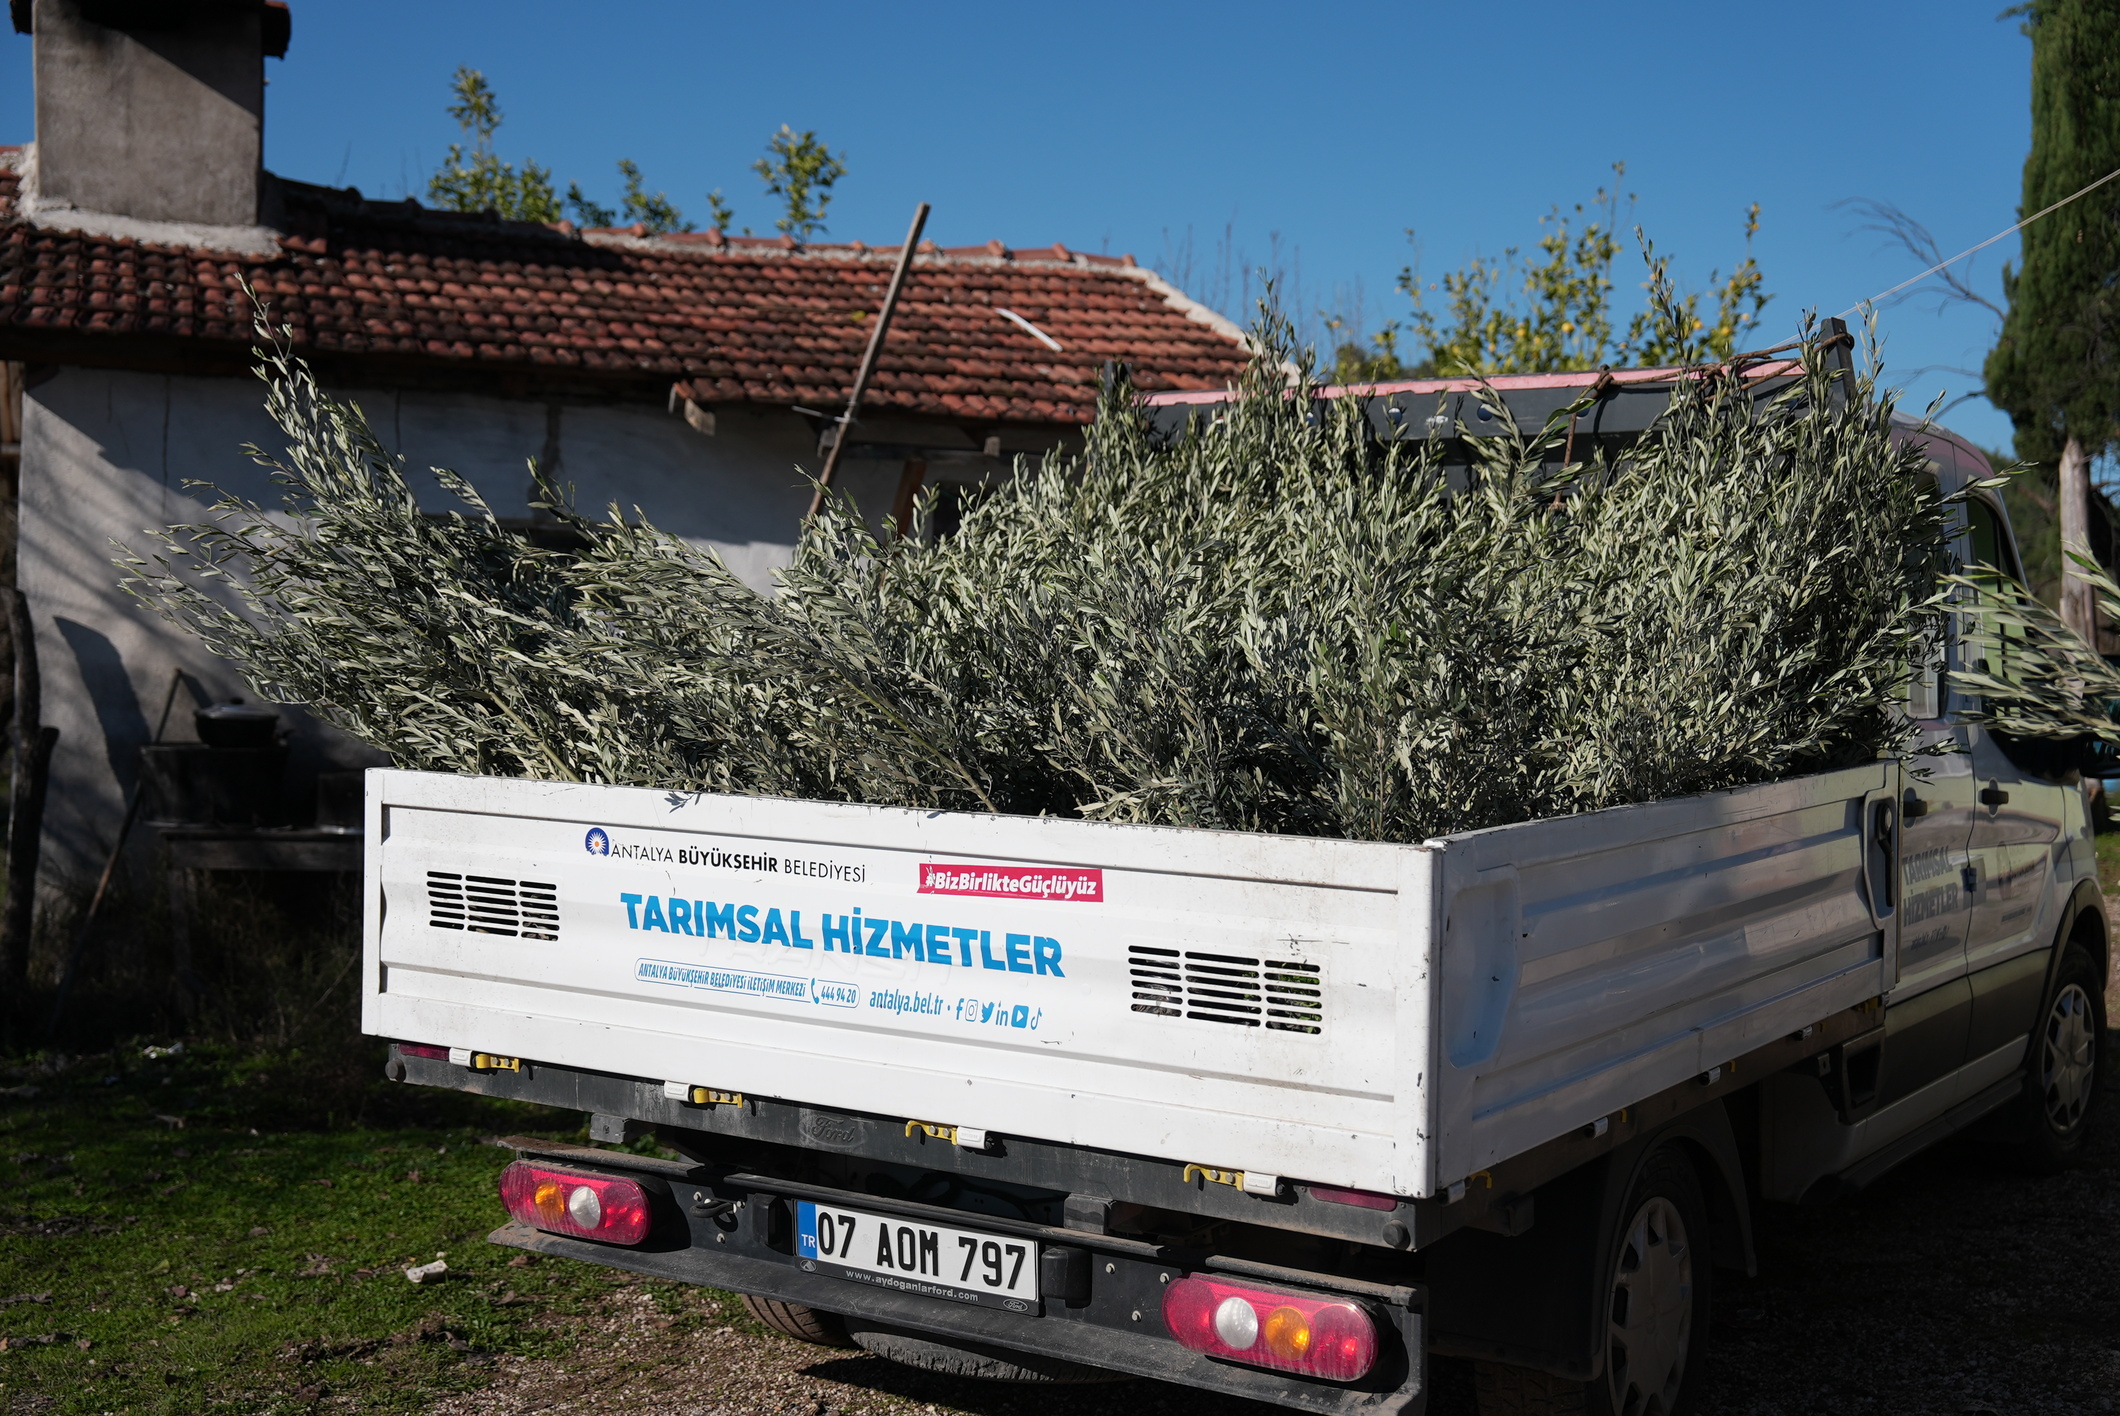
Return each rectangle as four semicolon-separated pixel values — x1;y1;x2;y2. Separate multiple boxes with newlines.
0;167;1247;423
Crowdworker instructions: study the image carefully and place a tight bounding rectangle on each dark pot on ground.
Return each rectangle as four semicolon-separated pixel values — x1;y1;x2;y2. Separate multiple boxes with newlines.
195;699;280;749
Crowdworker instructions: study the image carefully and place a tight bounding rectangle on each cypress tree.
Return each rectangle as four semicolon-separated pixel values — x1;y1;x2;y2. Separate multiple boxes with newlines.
1985;0;2120;636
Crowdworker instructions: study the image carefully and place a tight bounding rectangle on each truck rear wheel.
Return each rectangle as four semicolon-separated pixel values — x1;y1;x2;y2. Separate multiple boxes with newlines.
2014;944;2104;1173
1475;1145;1711;1416
741;1293;856;1348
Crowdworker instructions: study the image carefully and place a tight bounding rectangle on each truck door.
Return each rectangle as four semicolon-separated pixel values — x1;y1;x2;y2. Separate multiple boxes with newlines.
1961;494;2071;1063
1887;726;1976;1105
1878;473;1979;1106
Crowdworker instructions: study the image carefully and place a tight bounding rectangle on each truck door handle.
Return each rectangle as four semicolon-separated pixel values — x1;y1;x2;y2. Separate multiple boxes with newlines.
1979;784;2010;807
1902;791;1929;818
1871;801;1897;850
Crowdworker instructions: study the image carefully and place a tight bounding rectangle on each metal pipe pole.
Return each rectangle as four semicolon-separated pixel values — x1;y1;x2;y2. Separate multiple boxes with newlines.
808;202;930;519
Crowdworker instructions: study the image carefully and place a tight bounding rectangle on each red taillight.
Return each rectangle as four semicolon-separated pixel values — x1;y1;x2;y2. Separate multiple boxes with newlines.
1162;1275;1378;1382
498;1162;653;1246
396;1043;450;1061
1307;1184;1397;1211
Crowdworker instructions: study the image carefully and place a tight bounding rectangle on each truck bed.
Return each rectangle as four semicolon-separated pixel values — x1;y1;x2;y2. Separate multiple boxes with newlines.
363;760;1896;1199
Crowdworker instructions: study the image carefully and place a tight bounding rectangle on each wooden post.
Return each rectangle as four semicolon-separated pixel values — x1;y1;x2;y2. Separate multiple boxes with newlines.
47;667;185;1036
888;459;928;537
808;203;931;519
0;587;52;997
2060;435;2096;642
168;859;198;1017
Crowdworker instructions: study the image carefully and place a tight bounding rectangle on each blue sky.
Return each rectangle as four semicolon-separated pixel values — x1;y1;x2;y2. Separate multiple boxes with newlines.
3;1;2034;451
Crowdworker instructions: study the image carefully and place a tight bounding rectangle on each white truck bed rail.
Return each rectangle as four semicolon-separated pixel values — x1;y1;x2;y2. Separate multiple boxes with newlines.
363;761;1894;1198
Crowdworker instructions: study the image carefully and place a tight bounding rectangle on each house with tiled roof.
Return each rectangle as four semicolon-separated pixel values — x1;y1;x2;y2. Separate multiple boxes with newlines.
0;0;1249;880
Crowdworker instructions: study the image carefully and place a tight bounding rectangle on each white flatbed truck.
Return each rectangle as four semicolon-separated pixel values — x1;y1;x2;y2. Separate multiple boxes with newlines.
364;366;2110;1416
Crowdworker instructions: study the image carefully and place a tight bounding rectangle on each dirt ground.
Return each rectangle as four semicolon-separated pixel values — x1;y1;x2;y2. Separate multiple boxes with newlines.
408;1071;2120;1416
1695;1086;2120;1416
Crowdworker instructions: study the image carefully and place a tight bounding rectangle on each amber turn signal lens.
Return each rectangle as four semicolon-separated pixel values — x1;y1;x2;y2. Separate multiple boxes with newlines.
1262;1305;1313;1359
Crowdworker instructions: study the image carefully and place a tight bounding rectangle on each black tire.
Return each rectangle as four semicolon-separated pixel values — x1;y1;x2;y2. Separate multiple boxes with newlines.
1475;1146;1711;1416
843;1320;1128;1384
2014;944;2105;1173
741;1293;856;1348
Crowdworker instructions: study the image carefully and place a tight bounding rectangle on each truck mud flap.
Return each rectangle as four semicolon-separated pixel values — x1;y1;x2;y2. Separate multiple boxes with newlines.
1820;1025;1886;1123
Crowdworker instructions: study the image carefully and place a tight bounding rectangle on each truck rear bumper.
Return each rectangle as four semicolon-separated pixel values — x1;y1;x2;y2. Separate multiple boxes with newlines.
486;1162;1425;1415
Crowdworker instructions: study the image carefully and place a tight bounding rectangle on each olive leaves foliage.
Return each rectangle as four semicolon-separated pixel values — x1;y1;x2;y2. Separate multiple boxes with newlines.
125;309;1949;845
1955;548;2120;744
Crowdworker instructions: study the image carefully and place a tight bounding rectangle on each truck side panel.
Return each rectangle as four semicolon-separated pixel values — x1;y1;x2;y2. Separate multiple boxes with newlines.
1430;762;1895;1187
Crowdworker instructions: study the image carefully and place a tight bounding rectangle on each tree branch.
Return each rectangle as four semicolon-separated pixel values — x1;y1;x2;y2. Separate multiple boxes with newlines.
1833;197;2006;322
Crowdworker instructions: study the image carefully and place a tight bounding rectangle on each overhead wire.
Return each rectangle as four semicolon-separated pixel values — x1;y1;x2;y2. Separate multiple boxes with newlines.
1837;163;2120;318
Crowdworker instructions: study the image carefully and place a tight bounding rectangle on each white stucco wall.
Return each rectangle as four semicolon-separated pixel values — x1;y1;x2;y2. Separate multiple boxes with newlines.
18;366;902;880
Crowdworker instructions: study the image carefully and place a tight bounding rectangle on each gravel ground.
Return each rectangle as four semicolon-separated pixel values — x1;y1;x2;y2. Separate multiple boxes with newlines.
1697;1070;2120;1416
415;1282;1304;1416
401;1068;2120;1416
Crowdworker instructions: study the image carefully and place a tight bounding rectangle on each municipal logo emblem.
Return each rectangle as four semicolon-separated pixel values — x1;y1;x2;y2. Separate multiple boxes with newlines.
584;828;611;856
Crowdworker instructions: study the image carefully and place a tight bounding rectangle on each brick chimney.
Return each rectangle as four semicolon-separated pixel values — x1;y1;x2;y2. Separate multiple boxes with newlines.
10;0;290;230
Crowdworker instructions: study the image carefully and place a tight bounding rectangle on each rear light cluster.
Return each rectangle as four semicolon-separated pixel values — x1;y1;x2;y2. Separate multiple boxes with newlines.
1162;1275;1379;1382
498;1161;653;1245
396;1042;450;1061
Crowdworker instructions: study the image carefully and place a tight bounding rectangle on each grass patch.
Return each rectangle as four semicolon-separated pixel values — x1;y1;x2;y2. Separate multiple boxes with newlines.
2097;822;2120;900
0;1040;757;1413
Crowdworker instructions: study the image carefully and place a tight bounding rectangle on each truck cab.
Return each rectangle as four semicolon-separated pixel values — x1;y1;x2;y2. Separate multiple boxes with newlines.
1753;420;2104;1203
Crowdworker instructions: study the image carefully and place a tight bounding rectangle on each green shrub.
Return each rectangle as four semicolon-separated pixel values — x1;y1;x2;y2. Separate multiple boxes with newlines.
124;310;1948;845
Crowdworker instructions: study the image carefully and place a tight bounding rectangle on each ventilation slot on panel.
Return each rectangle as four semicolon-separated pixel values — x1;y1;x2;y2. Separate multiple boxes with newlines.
1128;946;1323;1034
426;871;559;941
1128;945;1183;1017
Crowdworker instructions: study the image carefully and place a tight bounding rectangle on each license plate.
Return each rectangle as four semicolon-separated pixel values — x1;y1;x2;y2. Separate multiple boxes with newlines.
795;1201;1041;1314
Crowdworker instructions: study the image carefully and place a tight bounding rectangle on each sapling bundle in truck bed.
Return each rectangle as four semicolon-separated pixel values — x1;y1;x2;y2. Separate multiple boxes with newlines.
127;311;1944;835
121;312;2114;1416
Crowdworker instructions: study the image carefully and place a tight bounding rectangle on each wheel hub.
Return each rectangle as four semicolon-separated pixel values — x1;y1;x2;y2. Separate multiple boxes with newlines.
2042;981;2097;1132
1606;1194;1692;1416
